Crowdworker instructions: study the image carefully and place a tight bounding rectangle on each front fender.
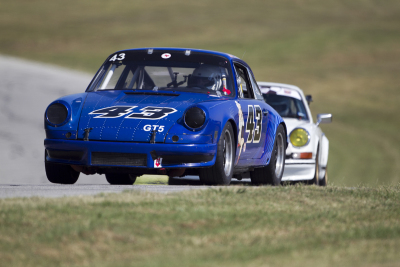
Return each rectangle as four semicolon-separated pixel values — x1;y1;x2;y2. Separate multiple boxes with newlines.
44;93;88;138
320;133;329;168
165;100;239;146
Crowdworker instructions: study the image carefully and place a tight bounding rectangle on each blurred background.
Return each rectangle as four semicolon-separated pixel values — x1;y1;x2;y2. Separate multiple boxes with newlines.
1;0;399;186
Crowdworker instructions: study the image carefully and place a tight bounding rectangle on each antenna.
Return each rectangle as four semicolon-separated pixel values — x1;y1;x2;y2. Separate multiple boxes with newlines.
242;50;246;59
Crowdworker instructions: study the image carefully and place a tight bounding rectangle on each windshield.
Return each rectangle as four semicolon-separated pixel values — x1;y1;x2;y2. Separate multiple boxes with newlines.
263;93;309;121
88;50;234;97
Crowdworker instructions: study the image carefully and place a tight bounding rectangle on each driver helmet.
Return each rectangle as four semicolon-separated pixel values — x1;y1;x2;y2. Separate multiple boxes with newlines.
191;65;222;91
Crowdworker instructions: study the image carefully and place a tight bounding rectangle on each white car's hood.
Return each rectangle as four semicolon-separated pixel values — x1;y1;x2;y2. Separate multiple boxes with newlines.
284;118;313;133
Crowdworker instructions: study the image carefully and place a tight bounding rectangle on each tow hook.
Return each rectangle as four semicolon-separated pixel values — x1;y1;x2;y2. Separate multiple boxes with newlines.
150;130;157;144
83;128;93;141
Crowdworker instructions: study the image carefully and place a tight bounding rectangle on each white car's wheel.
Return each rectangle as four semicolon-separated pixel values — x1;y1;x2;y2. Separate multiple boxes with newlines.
319;166;328;186
312;147;320;185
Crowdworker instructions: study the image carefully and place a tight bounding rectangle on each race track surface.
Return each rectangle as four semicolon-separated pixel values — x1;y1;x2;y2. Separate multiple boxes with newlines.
0;184;211;199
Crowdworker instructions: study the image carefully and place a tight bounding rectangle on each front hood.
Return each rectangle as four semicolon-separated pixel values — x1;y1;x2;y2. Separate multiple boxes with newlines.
77;90;217;142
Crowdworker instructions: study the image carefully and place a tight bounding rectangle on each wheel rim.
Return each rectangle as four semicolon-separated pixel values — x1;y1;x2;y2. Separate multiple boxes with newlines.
223;129;233;176
324;168;328;184
314;150;320;185
274;132;285;178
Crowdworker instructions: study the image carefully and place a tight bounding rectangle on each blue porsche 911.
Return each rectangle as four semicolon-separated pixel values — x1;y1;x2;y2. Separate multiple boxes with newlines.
44;48;287;185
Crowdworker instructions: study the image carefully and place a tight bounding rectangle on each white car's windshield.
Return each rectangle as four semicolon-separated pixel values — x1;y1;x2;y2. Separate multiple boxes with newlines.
88;50;235;97
263;93;309;121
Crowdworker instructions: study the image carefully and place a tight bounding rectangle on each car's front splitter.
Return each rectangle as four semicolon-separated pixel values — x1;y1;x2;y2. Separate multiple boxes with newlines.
44;139;217;169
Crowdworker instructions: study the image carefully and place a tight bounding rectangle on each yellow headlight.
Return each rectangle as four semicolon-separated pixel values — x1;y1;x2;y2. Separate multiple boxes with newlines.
290;128;310;147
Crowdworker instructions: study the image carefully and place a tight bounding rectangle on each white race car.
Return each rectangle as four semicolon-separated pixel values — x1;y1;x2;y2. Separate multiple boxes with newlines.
258;82;332;186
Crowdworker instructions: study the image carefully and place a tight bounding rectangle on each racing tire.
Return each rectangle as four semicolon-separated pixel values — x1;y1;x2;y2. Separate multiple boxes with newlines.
312;148;320;185
250;124;286;185
319;166;328;186
105;173;137;185
45;153;80;184
199;122;235;185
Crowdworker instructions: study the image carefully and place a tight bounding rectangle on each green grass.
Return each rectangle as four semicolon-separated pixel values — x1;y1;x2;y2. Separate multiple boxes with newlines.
1;0;400;186
135;175;168;185
1;185;400;266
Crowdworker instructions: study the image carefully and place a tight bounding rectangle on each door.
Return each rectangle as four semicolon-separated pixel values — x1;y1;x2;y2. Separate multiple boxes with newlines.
233;63;269;162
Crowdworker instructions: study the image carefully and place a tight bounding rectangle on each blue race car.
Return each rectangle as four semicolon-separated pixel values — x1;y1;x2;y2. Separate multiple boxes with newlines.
44;48;287;185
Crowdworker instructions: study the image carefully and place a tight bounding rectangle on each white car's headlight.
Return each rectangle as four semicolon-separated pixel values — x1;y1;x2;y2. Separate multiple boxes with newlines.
289;128;310;147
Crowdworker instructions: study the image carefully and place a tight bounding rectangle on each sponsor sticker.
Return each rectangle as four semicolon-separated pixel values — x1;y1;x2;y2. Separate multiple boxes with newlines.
154;157;163;168
161;53;171;59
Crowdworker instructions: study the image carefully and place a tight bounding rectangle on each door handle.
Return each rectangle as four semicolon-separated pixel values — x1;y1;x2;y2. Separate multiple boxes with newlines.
263;110;269;116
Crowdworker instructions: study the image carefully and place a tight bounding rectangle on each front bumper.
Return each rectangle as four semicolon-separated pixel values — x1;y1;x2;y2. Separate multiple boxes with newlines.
281;159;316;181
44;139;216;169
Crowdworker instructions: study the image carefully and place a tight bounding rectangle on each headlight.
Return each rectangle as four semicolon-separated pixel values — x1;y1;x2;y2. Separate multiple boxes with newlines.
46;102;69;126
184;107;206;130
289;128;310;147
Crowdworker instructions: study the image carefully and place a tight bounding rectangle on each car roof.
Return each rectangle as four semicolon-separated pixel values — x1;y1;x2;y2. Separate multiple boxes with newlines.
116;47;240;61
257;82;304;94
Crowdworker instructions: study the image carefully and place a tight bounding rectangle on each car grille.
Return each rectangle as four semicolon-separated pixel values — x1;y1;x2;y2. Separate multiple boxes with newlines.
47;149;83;161
91;152;147;167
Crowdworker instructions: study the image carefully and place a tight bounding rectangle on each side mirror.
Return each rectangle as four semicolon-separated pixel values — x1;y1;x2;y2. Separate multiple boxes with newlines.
296;112;306;120
306;95;313;105
316;113;332;126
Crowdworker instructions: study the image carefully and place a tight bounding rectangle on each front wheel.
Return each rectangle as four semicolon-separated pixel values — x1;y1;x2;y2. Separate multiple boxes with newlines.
319;166;328;186
105;173;137;185
199;122;235;185
250;124;286;185
311;148;320;185
45;152;80;184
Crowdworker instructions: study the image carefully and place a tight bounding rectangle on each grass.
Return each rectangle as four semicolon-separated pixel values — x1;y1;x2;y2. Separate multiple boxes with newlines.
135;175;168;185
1;0;400;186
0;185;399;266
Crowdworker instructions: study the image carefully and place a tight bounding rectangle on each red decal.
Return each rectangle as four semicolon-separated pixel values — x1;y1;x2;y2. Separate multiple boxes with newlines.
223;87;231;95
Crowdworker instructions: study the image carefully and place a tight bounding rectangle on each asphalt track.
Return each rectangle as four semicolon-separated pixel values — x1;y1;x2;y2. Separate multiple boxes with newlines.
0;184;212;199
0;55;219;198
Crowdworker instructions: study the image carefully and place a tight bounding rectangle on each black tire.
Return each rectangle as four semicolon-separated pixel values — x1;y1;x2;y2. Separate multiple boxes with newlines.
250;124;286;185
105;173;137;185
45;152;80;184
199;122;235;185
312;147;320;185
319;166;328;186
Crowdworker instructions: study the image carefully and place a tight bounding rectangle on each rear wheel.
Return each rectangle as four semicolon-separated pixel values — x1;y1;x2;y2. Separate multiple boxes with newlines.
199;123;234;185
250;124;286;185
45;151;80;184
105;173;137;185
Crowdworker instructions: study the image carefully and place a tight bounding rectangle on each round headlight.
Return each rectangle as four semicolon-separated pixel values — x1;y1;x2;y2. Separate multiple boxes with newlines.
184;107;206;129
46;103;68;126
290;128;310;147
